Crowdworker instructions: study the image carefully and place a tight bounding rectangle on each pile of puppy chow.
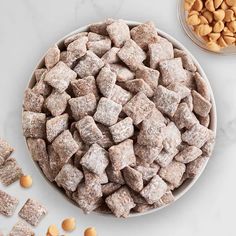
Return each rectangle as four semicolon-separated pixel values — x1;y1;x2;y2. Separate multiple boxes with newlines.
22;19;215;218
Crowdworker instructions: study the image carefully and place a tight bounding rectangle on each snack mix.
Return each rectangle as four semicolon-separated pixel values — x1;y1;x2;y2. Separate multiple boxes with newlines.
22;19;215;218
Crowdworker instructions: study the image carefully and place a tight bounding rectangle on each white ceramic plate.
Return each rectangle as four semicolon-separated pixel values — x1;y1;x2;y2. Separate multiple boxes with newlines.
23;20;217;218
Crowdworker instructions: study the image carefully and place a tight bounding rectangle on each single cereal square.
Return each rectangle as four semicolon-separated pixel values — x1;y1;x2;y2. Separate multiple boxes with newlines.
107;20;130;47
175;145;202;163
9;221;34;236
45;45;60;69
106;164;125;185
123;92;155;125
183;94;194;111
23;89;44;113
199;115;210;127
22;111;46;138
174;49;196;72
194;72;210;100
105;187;135;218
101;47;120;64
135;165;159;182
0;138;14;160
0;190;19;216
45;61;77;92
140;175;168;204
153;86;181;117
186;156;208;178
109;117;134;143
89;18;114;36
55;164;83;191
173;103;199;129
118;39;146;71
167;82;191;99
94;97;122;126
155;148;179;167
71;76;99;99
0;156;4;166
44;90;71;116
154;191;175;208
34;68;47;81
32;78;51;97
110;63;134;82
109;139;136;170
96;65;116;97
182;123;214;148
102;182;121;196
73;51;104;78
64;32;88;46
52;130;79;162
76;116;103;145
67;36;88;59
0;158;23;186
148;37;174;69
96;123;114;149
18;199;47;226
192;90;212;117
159;161;186;187
80;143;109;175
46;113;69;142
130;21;159;50
48;145;64;177
69;93;97;120
159;58;187;86
122;166;143;192
108;85;132;105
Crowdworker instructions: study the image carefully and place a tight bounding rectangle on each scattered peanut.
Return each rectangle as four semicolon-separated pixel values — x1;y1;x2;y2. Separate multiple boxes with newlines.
47;224;59;236
61;218;76;232
84;227;97;236
19;175;32;188
213;9;226;20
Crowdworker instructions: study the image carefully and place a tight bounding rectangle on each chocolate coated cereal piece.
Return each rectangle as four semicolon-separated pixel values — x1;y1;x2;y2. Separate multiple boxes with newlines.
194;72;210;100
0;156;4;166
94;97;122;126
167;82;191;99
106;164;125;185
0;138;14;160
159;161;186;187
45;45;60;69
133;203;154;213
18;198;47;226
105;187;135;218
174;49;197;72
122;166;143;192
173;103;199;129
46;113;69;142
71;76;99;99
64;32;88;47
130;21;159;50
108;85;132;106
89;18;114;36
135;65;160;90
45;61;77;92
140;175;168;204
69;93;97;120
0;190;19;216
96;123;114;149
32;79;51;97
96;65;116;97
192;90;212;117
109;117;134;143
22;111;46;138
182;94;194;111
110;63;134;82
44;90;71;116
135;165;159;182
153;85;181;117
159;58;187;86
202;137;215;157
134;143;162;165
123;92;155;125
87;33;111;57
101;47;120;64
107;20;130;47
73;51;104;78
35;68;47;82
125;79;154;97
182;123;214;148
155;148;179;167
154;191;174;208
102;182;121;196
118;39;146;71
186;156;208;178
67;36;88;59
109;139;136;171
52;130;79;162
59;51;75;68
80;143;109;175
149;37;174;69
23;89;44;113
9;220;34;236
83;167;105;185
48;145;64;177
175;145;202;163
181;70;196;90
76;116;103;145
55;164;83;191
199;115;210;127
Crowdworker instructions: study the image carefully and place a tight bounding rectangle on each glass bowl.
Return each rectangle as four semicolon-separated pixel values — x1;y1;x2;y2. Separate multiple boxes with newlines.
178;0;236;55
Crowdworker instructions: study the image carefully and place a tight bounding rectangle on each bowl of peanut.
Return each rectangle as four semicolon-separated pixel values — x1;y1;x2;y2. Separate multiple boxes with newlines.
22;19;217;218
179;0;236;53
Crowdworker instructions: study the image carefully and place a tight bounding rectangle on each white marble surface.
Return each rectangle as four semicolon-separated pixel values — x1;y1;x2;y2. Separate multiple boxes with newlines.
0;0;236;235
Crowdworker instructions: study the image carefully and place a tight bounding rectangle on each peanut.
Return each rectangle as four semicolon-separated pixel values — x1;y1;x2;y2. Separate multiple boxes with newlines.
205;0;216;12
185;0;196;10
214;9;226;21
224;9;235;22
227;20;236;32
213;21;225;32
214;0;224;8
222;26;235;35
203;10;214;23
189;10;200;16
223;35;236;43
221;1;229;9
20;175;32;188
84;227;97;236
187;14;201;25
47;224;59;236
61;218;76;232
196;24;213;35
206;41;221;51
226;0;236;6
231;6;236;14
218;36;228;46
199;15;209;23
192;0;204;11
209;32;221;40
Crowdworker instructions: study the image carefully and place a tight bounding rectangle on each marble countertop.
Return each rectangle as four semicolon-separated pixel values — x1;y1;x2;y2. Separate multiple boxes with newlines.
0;0;235;235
